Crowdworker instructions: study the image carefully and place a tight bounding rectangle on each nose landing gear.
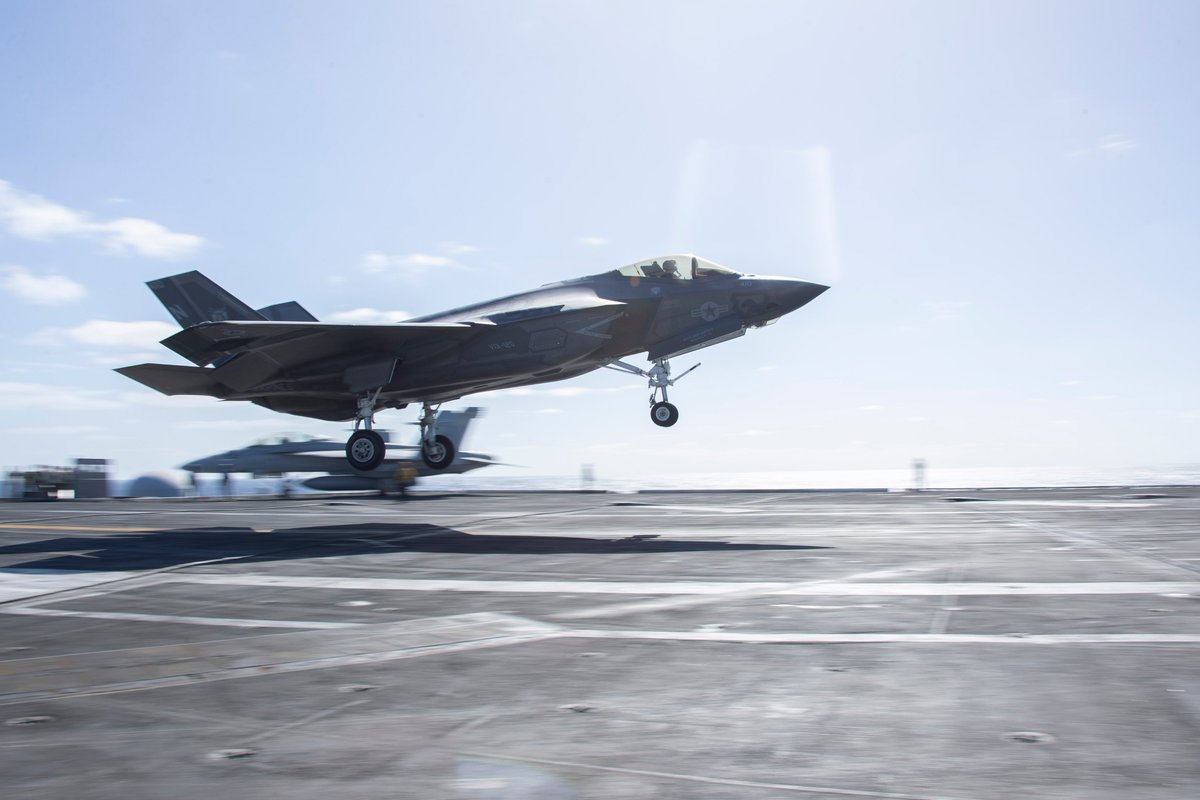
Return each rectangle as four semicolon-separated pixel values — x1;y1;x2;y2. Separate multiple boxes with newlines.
606;357;699;427
651;400;679;427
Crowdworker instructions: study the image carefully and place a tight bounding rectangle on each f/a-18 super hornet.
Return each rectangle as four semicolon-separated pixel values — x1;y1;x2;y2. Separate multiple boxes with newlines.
180;407;498;492
118;255;828;472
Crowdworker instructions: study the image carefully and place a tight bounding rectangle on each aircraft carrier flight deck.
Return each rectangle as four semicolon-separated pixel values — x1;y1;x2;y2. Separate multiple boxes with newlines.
2;488;1199;799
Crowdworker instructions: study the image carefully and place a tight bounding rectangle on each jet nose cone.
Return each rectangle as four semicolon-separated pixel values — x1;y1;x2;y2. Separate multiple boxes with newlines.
771;278;829;314
791;279;830;307
740;277;828;327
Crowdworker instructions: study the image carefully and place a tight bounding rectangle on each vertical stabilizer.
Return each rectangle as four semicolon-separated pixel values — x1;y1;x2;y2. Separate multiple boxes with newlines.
434;407;482;450
147;271;265;327
258;301;319;322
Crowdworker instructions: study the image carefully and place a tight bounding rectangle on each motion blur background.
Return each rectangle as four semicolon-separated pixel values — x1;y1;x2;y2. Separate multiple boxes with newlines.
1;1;1196;486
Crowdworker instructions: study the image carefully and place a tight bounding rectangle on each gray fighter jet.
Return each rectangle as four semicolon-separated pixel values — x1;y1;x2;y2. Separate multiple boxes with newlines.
180;407;497;492
118;255;827;472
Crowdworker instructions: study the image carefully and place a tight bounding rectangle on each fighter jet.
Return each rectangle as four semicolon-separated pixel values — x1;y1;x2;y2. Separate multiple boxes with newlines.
180;407;497;492
118;255;828;472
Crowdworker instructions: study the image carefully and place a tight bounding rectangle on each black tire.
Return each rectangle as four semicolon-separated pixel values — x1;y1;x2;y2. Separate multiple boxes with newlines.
421;434;456;470
650;401;679;427
346;430;386;472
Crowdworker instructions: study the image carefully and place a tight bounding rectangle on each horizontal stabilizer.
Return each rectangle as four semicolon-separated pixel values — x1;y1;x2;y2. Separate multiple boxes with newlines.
114;363;224;397
148;271;265;327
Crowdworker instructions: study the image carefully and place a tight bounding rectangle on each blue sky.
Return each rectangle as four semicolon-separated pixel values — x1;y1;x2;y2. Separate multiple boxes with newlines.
1;1;1196;480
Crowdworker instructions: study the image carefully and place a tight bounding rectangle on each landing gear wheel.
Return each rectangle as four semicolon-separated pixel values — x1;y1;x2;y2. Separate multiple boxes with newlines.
346;430;385;472
650;401;679;427
421;434;456;470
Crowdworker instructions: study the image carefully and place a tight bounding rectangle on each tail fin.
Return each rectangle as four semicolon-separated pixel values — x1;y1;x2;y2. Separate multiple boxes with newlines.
147;271;264;327
257;301;319;322
434;407;482;450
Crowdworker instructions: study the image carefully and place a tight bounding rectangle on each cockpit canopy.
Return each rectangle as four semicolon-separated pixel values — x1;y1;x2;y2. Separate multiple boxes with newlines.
612;254;739;281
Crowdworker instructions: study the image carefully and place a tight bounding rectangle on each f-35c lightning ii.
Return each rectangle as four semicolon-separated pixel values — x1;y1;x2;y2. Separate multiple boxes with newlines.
118;255;828;472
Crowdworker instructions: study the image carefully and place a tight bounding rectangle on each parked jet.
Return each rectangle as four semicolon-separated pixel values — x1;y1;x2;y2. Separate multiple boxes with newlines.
180;407;497;492
118;255;827;472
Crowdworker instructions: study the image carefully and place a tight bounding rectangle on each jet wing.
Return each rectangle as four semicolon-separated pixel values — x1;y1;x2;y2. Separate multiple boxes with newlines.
163;320;481;368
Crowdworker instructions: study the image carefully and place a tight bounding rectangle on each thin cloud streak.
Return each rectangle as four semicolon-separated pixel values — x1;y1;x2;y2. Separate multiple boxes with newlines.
1069;134;1137;159
1;265;87;304
0;179;207;259
26;320;177;349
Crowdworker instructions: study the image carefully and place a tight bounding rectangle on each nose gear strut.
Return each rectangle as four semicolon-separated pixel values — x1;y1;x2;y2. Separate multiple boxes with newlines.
605;357;700;427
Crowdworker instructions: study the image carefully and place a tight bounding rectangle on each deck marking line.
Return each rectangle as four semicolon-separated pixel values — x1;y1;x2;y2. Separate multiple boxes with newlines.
0;524;157;533
0;613;560;705
144;574;1200;597
460;751;981;800
565;630;1200;645
2;606;362;629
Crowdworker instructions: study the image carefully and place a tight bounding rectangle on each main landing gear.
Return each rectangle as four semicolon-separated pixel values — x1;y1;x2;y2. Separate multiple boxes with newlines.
606;357;700;428
346;389;386;472
346;394;457;472
417;402;456;470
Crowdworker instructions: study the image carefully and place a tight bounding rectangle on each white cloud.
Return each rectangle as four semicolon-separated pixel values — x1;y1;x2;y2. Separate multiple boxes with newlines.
580;236;608;246
0;381;217;412
1069;134;1137;159
400;253;456;268
27;319;177;349
0;381;125;411
1;265;87;304
860;404;884;412
326;308;412;324
537;408;563;414
0;179;206;260
359;250;467;276
360;251;391;273
358;242;480;277
101;217;206;259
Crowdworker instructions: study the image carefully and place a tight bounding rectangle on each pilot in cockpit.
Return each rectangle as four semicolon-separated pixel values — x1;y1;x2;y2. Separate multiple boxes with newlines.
662;259;680;278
